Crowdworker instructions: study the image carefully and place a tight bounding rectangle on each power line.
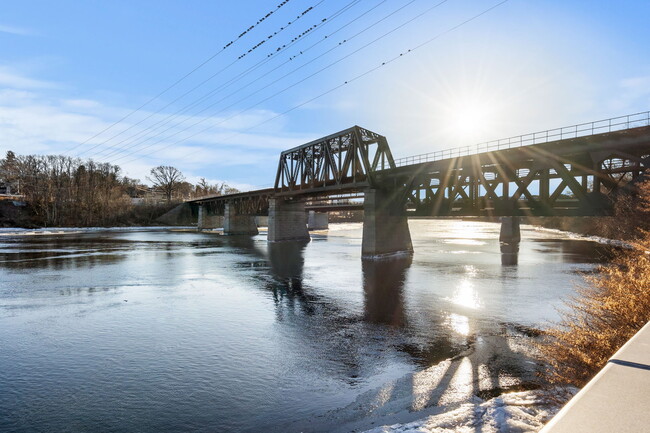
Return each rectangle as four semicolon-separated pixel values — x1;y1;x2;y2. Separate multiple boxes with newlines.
117;0;510;167
110;0;448;163
97;0;392;161
93;0;372;160
103;0;426;162
77;1;328;158
65;0;295;153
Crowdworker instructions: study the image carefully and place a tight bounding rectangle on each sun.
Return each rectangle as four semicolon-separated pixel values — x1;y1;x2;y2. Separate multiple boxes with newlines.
444;98;496;145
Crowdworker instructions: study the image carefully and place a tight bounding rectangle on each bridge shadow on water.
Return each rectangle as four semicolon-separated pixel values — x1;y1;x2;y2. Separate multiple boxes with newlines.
267;241;308;290
325;326;543;433
266;242;415;328
362;256;411;328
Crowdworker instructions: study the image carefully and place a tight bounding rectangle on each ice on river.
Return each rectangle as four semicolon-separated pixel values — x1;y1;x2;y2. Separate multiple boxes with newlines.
361;388;576;433
0;226;195;236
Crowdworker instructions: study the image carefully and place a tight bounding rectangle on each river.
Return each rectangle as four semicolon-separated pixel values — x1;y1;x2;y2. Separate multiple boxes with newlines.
0;220;610;432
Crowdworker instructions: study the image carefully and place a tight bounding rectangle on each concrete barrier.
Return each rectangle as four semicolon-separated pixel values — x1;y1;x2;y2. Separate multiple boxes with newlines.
541;321;650;433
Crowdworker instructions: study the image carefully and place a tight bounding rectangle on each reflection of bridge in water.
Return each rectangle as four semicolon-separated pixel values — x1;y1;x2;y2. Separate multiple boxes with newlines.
187;111;650;258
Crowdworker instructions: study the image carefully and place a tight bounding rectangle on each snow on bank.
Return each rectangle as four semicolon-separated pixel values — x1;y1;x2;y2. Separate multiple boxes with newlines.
362;388;577;433
531;225;634;249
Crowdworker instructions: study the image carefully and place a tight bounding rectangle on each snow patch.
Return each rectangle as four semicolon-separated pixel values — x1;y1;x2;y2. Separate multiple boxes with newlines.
532;226;633;249
362;388;577;433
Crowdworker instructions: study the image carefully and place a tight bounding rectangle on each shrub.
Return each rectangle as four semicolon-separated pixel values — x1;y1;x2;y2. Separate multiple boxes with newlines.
539;235;650;386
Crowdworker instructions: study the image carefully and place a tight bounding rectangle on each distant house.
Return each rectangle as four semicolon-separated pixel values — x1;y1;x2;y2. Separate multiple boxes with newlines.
127;185;168;205
0;182;11;195
0;181;22;199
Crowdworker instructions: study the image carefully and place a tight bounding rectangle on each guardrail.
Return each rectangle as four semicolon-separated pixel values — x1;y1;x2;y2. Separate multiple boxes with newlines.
394;111;650;167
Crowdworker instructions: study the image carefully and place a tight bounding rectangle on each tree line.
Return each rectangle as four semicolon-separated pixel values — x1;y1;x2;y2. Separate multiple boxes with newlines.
0;151;238;227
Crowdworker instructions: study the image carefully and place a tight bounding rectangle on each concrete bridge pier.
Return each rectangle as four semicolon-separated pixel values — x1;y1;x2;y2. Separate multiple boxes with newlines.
362;188;413;259
197;204;222;231
223;202;258;235
307;211;329;230
499;216;521;244
267;198;310;242
500;242;519;266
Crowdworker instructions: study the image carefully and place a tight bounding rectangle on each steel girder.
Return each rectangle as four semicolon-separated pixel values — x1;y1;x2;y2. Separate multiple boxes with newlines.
395;137;650;217
195;190;272;216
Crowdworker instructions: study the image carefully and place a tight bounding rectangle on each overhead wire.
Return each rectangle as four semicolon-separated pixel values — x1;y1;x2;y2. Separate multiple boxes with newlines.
65;0;295;153
89;0;363;160
109;0;448;163
116;0;510;166
76;0;325;157
98;0;395;161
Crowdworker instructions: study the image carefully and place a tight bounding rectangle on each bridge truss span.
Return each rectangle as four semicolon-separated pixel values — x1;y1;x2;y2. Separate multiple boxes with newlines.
274;126;395;195
193;188;274;216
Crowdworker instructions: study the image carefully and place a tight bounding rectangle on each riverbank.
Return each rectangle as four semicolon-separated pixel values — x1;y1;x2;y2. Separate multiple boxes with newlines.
524;216;622;239
0;199;180;228
0;200;37;228
0;226;196;237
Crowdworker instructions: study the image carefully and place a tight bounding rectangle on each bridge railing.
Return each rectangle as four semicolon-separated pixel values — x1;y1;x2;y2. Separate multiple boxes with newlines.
394;111;650;167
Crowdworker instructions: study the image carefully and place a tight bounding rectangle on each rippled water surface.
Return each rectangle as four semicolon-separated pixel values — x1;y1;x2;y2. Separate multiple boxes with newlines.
0;221;610;432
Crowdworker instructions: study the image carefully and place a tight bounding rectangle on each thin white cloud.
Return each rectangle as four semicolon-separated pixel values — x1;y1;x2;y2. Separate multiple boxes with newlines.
0;66;56;89
0;69;315;188
620;75;650;92
62;99;103;109
606;75;650;113
0;23;35;36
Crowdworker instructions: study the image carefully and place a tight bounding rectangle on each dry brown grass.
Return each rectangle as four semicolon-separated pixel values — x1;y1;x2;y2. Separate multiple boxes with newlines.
539;179;650;387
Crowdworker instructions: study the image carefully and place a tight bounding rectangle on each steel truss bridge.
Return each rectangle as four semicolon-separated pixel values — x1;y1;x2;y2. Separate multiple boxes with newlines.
190;111;650;218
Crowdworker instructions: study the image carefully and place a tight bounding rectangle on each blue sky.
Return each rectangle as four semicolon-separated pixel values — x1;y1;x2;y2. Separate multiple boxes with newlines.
1;0;649;189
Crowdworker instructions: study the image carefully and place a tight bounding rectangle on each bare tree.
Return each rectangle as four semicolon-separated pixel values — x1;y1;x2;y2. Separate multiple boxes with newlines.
196;177;209;194
147;165;185;202
194;177;213;197
222;184;240;195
